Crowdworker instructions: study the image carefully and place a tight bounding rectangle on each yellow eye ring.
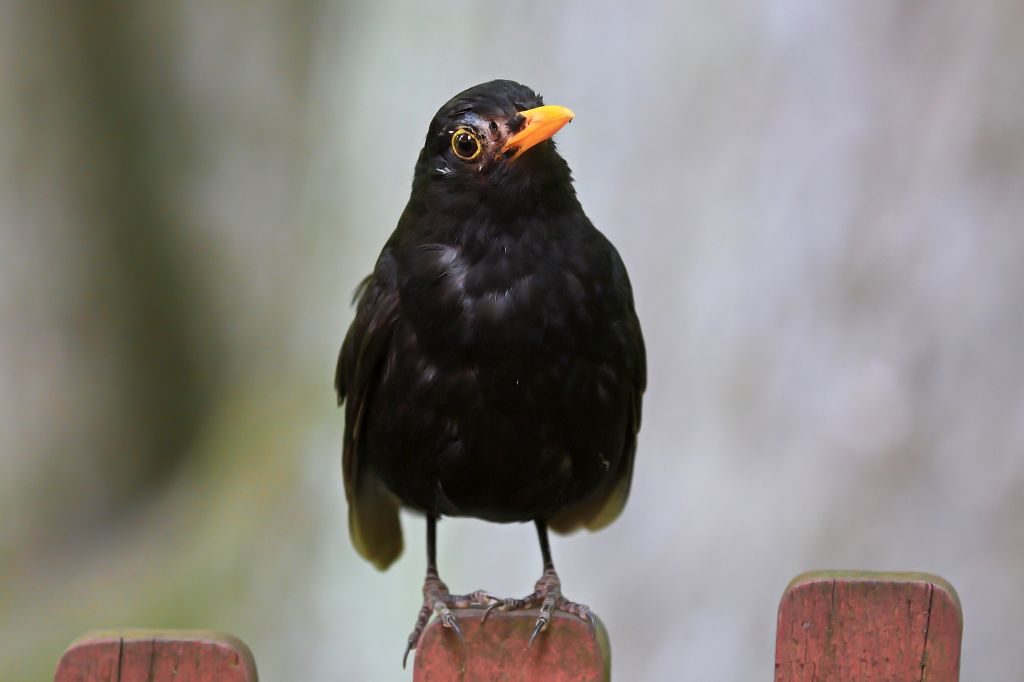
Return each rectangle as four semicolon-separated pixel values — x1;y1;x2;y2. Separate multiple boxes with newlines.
451;129;482;161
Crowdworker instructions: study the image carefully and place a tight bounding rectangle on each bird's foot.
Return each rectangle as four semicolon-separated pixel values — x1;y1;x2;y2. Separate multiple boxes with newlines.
402;571;489;668
480;567;595;647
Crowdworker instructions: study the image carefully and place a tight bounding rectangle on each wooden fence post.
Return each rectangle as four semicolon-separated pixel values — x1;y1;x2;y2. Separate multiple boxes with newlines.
775;570;962;682
54;630;258;682
413;607;611;682
53;570;965;681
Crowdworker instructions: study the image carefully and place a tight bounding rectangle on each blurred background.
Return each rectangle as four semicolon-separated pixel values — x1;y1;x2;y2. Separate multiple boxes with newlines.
2;1;1022;680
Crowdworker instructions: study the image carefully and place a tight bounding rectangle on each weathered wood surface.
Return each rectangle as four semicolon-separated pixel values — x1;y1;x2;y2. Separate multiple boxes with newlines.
775;570;962;682
54;630;258;682
413;607;611;682
53;570;965;681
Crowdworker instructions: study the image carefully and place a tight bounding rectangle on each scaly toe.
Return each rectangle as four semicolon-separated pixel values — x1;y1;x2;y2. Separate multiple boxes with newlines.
436;604;463;640
403;575;487;667
481;594;531;623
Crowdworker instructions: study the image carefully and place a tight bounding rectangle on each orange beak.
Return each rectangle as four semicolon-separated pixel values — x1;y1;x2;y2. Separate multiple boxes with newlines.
501;105;575;160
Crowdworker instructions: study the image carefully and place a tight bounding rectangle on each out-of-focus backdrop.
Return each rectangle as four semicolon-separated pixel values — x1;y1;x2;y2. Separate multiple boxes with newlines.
3;2;1022;680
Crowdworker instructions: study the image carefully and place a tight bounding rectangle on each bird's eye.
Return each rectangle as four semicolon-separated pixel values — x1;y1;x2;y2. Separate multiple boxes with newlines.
451;130;482;161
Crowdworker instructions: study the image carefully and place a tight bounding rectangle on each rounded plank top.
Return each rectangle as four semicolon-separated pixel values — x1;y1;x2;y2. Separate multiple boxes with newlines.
54;630;257;682
413;607;611;682
775;570;962;682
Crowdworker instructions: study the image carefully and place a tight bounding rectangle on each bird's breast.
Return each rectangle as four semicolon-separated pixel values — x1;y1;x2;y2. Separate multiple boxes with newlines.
399;234;601;361
370;228;629;518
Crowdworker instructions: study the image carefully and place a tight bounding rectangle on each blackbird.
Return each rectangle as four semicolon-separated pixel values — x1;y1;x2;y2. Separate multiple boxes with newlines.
335;79;645;665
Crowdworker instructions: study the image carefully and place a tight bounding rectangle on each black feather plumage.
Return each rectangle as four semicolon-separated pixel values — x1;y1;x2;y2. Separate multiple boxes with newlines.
336;79;645;581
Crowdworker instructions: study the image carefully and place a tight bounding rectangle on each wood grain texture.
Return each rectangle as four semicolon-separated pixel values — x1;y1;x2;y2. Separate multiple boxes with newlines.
54;630;258;682
413;607;610;682
775;571;962;682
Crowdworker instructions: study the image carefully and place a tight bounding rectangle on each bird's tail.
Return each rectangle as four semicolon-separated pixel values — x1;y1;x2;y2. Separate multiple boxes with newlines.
547;468;632;535
348;475;404;570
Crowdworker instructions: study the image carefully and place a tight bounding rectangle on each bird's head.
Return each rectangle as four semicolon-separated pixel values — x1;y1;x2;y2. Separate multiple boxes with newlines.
411;80;577;214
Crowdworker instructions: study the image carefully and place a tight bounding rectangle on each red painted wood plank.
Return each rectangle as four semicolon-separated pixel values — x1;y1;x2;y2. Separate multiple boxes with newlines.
413;607;610;682
54;630;258;682
775;571;962;682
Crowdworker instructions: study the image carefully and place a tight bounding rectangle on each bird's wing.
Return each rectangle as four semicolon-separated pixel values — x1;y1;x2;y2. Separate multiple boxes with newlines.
549;248;646;535
548;365;644;535
335;248;403;570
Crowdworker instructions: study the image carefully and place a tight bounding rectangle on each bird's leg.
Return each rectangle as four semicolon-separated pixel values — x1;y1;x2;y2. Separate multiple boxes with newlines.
481;520;595;646
403;514;489;667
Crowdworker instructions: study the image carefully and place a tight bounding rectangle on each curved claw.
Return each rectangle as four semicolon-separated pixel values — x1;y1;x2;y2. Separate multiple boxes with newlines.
472;591;502;624
481;600;502;624
528;613;549;648
480;593;529;624
439;608;464;641
402;638;415;669
579;605;595;633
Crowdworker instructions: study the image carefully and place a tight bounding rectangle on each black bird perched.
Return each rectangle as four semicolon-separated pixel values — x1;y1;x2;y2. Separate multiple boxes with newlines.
335;80;645;665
